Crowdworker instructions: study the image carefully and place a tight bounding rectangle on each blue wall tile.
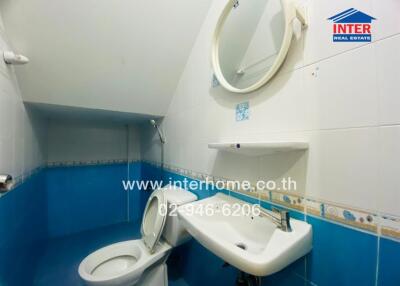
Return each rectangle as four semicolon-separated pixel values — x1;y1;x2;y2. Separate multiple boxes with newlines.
178;240;308;286
181;241;237;286
45;164;129;237
154;167;311;286
147;167;383;286
0;172;47;285
261;257;307;286
140;162;164;211
1;163;397;286
163;170;210;200
0;163;144;285
378;237;400;286
306;216;377;286
127;162;142;223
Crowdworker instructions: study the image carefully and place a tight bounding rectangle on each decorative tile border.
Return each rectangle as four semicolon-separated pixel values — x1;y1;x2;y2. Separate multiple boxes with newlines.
305;198;323;217
46;159;139;168
269;191;305;212
142;159;400;238
1;159;142;197
14;166;44;188
306;199;379;233
3;158;399;240
0;165;44;196
380;214;400;241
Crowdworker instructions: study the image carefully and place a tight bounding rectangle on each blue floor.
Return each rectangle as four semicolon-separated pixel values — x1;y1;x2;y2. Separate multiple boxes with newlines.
33;222;188;286
169;278;189;286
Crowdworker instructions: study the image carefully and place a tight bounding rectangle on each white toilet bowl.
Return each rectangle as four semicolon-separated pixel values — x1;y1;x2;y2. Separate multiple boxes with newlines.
78;185;197;286
78;239;171;286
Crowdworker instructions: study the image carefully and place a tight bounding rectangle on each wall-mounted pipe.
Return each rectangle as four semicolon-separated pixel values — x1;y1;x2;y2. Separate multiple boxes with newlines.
150;120;166;144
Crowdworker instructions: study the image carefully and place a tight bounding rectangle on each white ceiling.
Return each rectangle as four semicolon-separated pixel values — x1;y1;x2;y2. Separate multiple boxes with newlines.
0;0;212;117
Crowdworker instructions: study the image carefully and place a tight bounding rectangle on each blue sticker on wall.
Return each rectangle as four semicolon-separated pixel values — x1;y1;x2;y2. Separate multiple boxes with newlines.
343;210;356;221
283;195;291;204
236;101;249;121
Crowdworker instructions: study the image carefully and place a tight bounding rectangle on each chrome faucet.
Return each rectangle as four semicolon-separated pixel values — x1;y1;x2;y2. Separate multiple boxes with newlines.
258;207;292;232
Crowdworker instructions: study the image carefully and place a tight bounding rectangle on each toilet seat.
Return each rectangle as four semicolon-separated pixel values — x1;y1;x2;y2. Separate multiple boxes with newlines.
141;189;167;253
78;240;171;285
78;189;171;285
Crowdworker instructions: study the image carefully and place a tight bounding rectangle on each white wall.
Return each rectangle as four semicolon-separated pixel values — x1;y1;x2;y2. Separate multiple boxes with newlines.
0;15;46;181
47;121;141;164
128;124;141;162
0;0;213;117
142;0;400;217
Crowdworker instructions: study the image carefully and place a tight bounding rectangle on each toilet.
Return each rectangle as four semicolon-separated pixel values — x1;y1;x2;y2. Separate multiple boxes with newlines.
78;185;197;286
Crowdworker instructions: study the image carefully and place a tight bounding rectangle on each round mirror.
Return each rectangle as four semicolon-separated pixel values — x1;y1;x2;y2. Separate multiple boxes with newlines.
212;0;306;93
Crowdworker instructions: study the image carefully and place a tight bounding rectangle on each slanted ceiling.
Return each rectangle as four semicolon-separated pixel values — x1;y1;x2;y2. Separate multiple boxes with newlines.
0;0;212;117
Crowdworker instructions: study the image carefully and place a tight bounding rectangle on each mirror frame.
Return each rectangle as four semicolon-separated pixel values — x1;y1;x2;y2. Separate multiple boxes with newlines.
212;0;307;93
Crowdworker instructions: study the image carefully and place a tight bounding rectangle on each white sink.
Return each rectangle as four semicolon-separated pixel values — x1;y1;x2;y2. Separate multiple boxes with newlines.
177;193;312;276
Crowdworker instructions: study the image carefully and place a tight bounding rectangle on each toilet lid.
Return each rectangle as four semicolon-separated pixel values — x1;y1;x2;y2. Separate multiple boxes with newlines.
141;189;167;253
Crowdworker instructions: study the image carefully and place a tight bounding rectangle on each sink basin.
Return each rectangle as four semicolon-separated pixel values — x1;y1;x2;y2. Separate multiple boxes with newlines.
177;193;312;276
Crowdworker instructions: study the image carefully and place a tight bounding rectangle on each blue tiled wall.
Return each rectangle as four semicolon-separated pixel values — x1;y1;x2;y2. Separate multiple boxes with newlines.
0;162;152;285
142;163;400;286
137;162;164;215
178;241;238;286
0;162;144;285
378;237;400;286
1;162;399;286
128;162;142;223
45;164;130;238
306;216;377;286
127;162;165;223
0;172;47;285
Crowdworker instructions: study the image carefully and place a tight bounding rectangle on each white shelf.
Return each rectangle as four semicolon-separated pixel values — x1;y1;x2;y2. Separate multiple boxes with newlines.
208;142;308;156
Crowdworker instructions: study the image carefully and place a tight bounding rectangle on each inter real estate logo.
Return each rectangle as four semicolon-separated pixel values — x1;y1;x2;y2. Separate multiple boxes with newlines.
327;8;376;42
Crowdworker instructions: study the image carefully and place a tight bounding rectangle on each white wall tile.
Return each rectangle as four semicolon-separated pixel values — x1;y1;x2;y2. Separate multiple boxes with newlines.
306;128;379;211
47;121;130;163
258;149;309;196
205;96;239;143
0;15;46;179
13;103;25;177
304;44;379;130
0;33;12;77
0;137;14;178
0;79;14;141
371;0;400;41
375;34;400;125
22;110;34;173
249;69;313;133
128;125;141;161
0;15;5;33
141;0;399;216
210;151;260;183
379;126;400;216
140;122;163;165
